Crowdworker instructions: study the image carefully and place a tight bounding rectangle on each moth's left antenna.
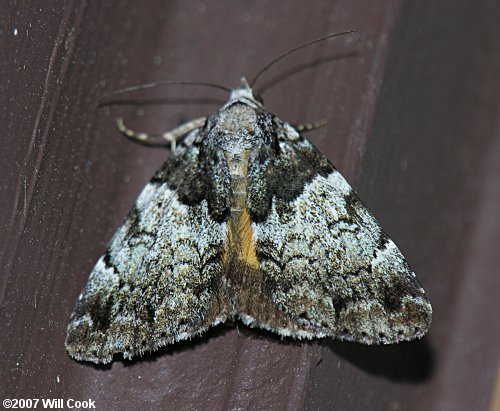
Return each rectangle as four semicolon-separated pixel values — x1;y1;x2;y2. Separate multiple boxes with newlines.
97;81;231;107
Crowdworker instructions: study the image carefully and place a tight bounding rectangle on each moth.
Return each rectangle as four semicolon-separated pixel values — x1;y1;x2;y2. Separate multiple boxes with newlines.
66;35;432;364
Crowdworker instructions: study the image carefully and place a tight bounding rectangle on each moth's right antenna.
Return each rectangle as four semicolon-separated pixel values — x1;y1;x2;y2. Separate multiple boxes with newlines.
250;30;356;90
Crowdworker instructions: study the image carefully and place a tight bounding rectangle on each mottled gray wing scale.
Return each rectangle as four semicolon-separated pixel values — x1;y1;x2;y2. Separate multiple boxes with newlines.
249;132;432;344
67;118;432;363
65;137;231;364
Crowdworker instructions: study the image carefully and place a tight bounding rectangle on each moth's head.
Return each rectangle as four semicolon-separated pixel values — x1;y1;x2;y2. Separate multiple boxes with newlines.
206;79;268;148
227;77;264;106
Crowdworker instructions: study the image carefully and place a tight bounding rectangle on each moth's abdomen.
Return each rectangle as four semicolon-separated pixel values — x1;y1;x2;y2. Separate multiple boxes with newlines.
223;150;259;270
221;149;306;332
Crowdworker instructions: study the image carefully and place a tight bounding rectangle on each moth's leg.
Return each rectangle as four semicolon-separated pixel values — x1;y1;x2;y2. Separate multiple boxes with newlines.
116;117;206;151
293;119;328;132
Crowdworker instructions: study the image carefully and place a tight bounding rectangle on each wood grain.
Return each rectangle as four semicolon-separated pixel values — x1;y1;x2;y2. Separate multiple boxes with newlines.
1;1;499;410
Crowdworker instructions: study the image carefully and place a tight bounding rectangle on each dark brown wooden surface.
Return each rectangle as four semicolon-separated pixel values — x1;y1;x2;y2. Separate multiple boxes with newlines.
1;1;499;410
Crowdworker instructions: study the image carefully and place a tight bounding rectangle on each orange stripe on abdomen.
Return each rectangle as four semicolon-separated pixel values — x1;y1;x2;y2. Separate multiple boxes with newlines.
222;150;259;270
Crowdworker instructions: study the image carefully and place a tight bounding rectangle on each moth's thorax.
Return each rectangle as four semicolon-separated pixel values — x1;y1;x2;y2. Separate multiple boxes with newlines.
217;103;258;134
214;102;261;213
208;102;264;154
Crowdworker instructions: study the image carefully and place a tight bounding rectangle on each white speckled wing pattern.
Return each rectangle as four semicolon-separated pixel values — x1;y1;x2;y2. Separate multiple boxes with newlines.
252;165;432;344
66;81;432;363
65;177;229;364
